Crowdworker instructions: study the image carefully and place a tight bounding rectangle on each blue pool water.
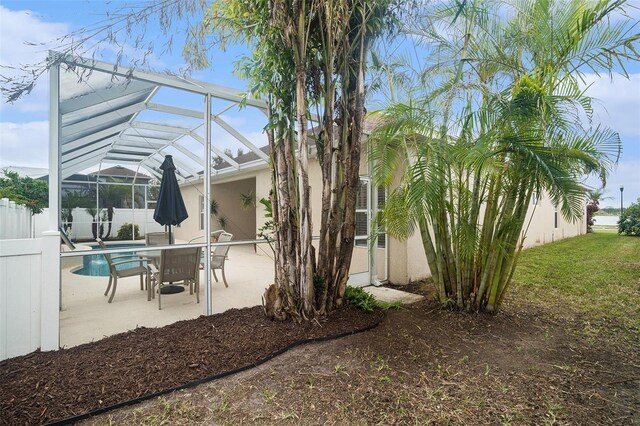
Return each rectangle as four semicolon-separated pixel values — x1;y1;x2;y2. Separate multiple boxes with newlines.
73;244;146;277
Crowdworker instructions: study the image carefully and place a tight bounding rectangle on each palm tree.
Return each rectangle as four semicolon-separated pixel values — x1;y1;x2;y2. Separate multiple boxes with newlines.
203;0;400;320
586;188;612;232
98;178;131;239
369;0;636;312
61;190;90;232
84;206;99;239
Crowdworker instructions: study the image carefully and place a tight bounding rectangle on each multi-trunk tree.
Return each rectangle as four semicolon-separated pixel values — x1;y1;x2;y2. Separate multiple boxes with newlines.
369;0;638;312
198;0;400;320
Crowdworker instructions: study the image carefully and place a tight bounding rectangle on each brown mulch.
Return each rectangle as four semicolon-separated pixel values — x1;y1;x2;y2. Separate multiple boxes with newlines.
74;296;639;426
0;306;383;425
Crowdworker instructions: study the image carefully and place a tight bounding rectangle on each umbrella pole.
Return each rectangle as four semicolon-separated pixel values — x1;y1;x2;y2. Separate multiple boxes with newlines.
161;224;179;291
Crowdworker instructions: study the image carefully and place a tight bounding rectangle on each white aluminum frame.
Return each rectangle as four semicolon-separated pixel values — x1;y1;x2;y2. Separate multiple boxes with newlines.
49;51;274;330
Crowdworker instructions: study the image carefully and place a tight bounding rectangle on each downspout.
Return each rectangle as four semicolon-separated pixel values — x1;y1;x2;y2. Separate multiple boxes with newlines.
369;158;381;287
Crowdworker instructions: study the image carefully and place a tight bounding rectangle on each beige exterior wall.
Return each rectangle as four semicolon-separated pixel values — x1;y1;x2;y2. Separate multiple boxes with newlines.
385;228;431;284
392;190;586;285
248;155;377;278
520;192;586;248
178;147;585;287
173;183;205;243
174;178;257;243
212;178;256;241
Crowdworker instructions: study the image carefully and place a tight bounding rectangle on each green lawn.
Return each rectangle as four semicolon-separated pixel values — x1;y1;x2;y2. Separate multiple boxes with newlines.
511;232;640;332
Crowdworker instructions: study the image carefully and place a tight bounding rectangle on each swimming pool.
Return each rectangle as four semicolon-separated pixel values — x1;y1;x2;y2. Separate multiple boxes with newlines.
72;244;146;277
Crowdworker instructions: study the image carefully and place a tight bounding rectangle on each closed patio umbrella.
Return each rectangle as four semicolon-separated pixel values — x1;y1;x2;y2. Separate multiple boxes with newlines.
153;155;189;294
153;155;188;245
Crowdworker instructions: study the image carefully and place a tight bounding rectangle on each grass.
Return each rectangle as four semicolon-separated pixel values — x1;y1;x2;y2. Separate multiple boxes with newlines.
511;232;640;332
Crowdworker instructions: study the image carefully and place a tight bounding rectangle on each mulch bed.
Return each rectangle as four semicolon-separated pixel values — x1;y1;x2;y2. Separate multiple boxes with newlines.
78;297;639;425
0;305;383;425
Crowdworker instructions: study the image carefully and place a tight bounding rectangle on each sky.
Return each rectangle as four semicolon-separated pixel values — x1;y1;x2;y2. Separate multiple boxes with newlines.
0;0;639;208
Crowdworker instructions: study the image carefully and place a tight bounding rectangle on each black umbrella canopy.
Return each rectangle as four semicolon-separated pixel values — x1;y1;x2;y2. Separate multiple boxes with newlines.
153;155;188;230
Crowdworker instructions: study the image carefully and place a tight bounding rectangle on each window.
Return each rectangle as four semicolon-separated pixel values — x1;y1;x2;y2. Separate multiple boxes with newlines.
554;205;558;228
532;191;538;205
199;196;205;230
355;181;368;247
354;181;386;248
146;185;159;209
377;186;386;248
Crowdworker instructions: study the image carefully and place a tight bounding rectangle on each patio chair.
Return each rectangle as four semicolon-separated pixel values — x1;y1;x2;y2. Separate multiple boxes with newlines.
149;247;202;310
145;231;173;246
97;238;150;303
211;232;233;288
187;229;225;244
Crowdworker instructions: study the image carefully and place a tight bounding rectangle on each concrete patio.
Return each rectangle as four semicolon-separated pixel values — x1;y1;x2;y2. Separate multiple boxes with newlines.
58;241;412;349
60;244;275;348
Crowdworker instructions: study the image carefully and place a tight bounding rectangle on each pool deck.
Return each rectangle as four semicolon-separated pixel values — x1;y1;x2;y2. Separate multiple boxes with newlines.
59;243;401;349
60;244;275;348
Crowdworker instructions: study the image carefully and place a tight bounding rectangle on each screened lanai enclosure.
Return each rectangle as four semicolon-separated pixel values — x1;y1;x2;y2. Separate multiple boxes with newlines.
47;52;385;348
52;51;278;347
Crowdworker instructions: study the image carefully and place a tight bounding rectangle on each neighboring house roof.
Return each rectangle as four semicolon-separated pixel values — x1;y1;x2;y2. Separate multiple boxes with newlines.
38;168;151;184
213;146;270;171
88;166;151;181
42;173;97;183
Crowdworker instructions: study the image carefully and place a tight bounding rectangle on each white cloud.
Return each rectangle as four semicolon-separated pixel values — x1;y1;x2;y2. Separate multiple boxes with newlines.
0;6;69;115
0;5;170;117
0;121;49;168
0;6;69;66
580;73;640;137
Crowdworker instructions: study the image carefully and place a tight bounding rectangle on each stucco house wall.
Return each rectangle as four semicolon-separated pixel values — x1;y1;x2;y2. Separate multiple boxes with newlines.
178;145;586;286
175;177;257;243
252;156;379;277
174;183;204;242
392;191;586;284
521;193;586;248
212;178;256;241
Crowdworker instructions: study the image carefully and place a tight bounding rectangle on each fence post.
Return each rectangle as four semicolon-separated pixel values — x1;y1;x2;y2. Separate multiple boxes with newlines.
0;198;7;239
9;201;17;239
40;230;60;352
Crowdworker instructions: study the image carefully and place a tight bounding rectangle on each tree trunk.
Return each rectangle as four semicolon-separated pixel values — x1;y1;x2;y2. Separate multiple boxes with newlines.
91;218;97;239
262;0;387;320
294;7;315;317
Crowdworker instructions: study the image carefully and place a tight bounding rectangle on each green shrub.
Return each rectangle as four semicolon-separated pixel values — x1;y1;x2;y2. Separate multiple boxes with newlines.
117;223;141;240
344;286;401;312
344;286;378;311
618;198;640;236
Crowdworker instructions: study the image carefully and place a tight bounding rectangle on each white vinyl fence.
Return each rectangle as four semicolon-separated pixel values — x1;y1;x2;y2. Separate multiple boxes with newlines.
33;208;164;241
0;233;59;360
0;198;32;239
